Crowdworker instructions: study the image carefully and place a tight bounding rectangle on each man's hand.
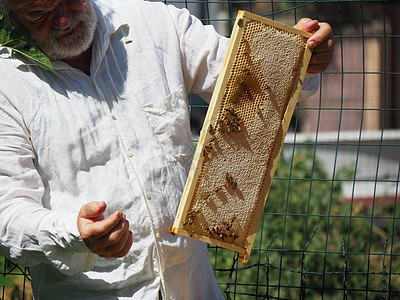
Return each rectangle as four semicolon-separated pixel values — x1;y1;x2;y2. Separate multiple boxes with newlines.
294;18;335;74
77;201;133;258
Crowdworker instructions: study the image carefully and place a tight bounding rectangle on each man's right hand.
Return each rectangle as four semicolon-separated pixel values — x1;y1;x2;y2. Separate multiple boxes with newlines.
77;201;133;258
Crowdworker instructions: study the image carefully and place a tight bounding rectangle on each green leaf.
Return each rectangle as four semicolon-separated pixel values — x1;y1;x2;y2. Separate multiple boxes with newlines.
12;46;54;70
0;14;54;70
3;37;28;49
0;274;13;287
1;28;9;44
0;15;10;31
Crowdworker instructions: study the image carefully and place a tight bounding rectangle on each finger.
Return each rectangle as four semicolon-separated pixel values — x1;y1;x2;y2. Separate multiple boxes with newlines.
309;50;333;65
293;18;318;32
79;201;106;220
307;22;334;49
110;231;133;258
307;61;331;74
312;37;335;54
104;227;132;257
100;217;130;246
86;211;126;240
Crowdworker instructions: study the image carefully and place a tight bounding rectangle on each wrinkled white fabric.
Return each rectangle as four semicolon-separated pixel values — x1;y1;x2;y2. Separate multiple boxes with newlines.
0;0;319;299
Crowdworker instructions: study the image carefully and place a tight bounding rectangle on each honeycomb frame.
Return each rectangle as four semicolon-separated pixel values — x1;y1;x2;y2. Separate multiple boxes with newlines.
171;11;313;264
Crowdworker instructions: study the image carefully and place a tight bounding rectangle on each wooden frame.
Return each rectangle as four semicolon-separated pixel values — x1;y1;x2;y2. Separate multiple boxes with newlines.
171;11;313;264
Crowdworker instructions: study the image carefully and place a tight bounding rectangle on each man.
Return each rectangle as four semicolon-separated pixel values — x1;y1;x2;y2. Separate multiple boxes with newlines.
0;0;334;298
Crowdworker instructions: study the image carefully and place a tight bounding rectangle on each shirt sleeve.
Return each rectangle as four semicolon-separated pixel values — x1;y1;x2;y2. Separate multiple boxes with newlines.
169;6;319;102
168;5;230;102
0;97;98;276
298;73;320;102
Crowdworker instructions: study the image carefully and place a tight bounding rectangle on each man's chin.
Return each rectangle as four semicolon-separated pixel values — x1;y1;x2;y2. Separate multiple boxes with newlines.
43;38;93;61
54;49;89;61
38;22;96;61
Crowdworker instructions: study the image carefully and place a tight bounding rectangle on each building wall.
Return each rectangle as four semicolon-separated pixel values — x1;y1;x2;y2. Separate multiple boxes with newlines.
284;130;400;203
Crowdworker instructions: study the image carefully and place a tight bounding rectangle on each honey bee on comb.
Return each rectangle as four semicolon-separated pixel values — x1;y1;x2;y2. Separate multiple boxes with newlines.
170;10;313;264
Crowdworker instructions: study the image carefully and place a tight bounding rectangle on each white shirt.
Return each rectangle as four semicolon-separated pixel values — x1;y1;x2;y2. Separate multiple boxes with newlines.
0;0;318;299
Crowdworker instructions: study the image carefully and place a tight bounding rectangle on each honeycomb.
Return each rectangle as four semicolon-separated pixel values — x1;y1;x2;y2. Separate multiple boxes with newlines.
171;11;312;263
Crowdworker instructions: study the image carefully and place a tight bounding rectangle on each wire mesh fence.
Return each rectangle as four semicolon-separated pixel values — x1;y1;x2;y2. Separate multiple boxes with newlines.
1;0;399;299
189;0;400;298
0;260;31;300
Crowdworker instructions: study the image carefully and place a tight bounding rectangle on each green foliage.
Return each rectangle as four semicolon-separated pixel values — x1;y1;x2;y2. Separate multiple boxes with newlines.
0;273;12;287
209;145;400;299
0;258;12;287
0;14;54;70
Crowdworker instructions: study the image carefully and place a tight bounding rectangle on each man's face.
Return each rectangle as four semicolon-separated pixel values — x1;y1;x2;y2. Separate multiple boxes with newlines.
8;0;97;60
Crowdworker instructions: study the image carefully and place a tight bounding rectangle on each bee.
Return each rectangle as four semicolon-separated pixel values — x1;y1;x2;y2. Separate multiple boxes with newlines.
202;193;211;201
225;172;237;189
187;209;197;216
257;106;263;116
189;230;195;237
208;125;215;135
215;186;223;193
226;108;238;118
125;40;133;44
168;227;176;236
202;144;213;157
231;123;241;132
222;221;231;231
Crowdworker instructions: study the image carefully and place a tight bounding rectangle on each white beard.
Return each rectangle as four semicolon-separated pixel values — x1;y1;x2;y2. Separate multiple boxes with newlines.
33;0;97;61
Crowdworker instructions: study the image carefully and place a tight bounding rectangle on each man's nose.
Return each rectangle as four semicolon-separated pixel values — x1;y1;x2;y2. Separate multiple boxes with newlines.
52;3;72;29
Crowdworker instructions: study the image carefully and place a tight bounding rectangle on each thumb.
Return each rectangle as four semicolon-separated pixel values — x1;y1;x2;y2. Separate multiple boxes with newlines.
79;201;106;220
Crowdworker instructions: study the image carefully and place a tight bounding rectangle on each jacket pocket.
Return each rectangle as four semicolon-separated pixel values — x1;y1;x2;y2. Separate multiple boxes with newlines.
141;86;193;164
